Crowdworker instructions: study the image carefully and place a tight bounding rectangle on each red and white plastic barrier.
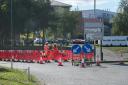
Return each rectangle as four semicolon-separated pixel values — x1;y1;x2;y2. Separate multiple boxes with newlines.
0;50;94;63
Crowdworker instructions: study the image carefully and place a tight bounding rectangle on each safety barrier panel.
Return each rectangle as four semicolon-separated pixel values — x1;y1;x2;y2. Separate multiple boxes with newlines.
0;50;94;63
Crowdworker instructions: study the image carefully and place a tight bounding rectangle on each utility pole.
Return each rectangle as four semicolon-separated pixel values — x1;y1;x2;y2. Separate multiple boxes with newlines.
94;0;96;15
11;0;13;69
93;0;96;62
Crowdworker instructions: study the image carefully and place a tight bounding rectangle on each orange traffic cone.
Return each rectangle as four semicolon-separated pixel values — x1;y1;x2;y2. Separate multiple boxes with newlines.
40;57;44;64
58;57;63;66
96;55;100;66
81;58;85;68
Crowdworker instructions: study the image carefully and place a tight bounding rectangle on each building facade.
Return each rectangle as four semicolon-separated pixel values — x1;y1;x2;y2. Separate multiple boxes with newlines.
44;0;72;39
82;9;116;36
51;0;71;15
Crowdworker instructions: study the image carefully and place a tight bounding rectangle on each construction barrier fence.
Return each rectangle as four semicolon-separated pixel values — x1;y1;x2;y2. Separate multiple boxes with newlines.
0;50;94;63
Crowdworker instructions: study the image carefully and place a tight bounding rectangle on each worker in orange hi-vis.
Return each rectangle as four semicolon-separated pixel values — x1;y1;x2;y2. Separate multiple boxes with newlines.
43;42;49;62
52;43;59;61
44;42;49;53
53;43;59;52
52;43;63;66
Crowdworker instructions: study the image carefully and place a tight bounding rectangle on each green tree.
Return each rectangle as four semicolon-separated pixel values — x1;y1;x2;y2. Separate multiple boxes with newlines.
48;12;60;39
33;0;53;40
60;11;81;39
0;0;54;46
118;0;128;13
0;0;10;39
48;11;81;39
112;0;128;35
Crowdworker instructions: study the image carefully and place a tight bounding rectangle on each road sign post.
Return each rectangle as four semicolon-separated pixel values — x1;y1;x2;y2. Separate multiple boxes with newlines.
82;43;92;54
72;45;81;54
82;43;93;65
71;45;81;66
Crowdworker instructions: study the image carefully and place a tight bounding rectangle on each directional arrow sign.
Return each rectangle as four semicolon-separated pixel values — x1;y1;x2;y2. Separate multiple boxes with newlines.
71;45;81;54
82;43;92;53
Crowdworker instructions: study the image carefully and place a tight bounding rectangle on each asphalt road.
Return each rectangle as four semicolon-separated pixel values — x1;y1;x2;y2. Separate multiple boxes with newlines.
96;47;128;61
0;61;128;85
0;48;128;85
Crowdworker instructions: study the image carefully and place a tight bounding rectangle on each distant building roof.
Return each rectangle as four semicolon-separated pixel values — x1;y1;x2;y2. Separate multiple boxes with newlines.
51;0;72;7
82;9;116;15
81;9;116;18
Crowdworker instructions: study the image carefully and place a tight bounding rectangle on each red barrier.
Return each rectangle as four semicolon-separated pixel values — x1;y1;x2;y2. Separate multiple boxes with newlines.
0;50;94;62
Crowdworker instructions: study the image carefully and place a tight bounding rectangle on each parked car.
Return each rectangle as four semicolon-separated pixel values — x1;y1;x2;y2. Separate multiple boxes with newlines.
34;38;43;44
72;39;85;44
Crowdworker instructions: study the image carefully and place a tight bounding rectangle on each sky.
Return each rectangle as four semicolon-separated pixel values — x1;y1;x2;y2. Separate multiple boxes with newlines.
56;0;121;12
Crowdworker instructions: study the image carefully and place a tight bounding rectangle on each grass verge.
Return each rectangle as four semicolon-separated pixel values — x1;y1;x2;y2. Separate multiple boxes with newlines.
0;66;39;85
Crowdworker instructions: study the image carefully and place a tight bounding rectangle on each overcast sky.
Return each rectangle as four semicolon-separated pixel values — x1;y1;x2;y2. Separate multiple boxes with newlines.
56;0;120;12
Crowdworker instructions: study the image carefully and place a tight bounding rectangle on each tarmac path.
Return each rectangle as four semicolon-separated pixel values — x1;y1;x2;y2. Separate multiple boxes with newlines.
0;48;128;85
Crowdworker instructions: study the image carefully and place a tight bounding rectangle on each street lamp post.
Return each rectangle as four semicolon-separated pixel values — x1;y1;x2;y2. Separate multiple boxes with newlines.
10;0;13;69
93;0;96;62
94;0;96;14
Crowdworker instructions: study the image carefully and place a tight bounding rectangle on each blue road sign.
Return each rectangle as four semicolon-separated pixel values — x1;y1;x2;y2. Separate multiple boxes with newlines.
82;43;92;53
72;45;81;54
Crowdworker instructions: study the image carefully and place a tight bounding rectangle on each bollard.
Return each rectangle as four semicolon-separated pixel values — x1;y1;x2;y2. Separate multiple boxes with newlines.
96;55;101;66
120;51;125;65
28;67;31;81
80;58;85;68
11;56;14;69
